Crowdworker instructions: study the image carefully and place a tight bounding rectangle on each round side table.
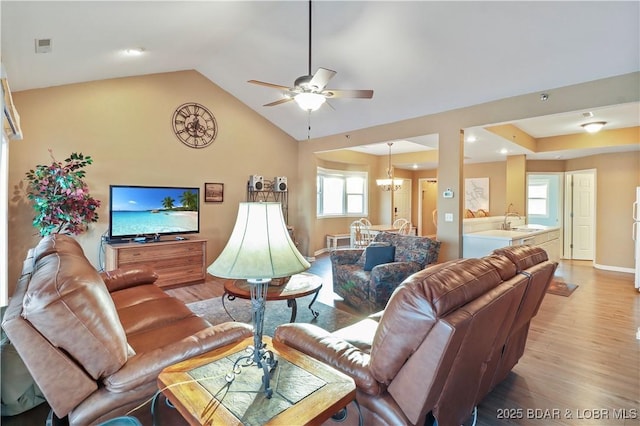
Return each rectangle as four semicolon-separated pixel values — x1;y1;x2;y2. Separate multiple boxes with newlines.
222;272;323;323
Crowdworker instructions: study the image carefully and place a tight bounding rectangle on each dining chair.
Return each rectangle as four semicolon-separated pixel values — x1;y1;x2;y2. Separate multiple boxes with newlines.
351;220;370;248
359;218;372;227
392;218;408;229
397;221;412;235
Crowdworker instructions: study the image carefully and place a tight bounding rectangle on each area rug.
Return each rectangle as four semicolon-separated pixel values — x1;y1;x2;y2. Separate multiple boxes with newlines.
187;294;363;337
547;280;579;297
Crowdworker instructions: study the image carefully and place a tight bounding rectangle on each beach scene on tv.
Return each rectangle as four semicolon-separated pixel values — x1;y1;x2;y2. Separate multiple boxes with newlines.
110;187;199;237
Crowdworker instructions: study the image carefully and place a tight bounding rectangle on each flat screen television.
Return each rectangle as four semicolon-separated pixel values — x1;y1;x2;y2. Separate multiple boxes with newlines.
108;185;200;241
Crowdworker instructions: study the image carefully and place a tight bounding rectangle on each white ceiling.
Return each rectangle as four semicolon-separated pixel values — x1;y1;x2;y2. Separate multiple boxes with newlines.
2;1;639;166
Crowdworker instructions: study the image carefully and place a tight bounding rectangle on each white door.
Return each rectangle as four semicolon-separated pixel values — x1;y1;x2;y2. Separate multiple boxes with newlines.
567;171;595;260
393;179;412;225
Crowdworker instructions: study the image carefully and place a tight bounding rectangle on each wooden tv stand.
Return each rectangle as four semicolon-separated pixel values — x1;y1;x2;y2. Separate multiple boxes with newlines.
105;238;206;288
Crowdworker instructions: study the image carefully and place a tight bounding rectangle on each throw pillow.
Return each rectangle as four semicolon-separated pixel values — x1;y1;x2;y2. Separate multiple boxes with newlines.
364;245;396;271
356;241;391;266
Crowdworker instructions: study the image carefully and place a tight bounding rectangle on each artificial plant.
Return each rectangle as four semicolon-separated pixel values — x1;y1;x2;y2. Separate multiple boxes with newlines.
25;150;100;236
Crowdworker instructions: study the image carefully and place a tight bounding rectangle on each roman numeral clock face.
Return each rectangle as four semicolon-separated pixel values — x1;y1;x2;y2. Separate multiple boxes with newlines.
172;103;218;148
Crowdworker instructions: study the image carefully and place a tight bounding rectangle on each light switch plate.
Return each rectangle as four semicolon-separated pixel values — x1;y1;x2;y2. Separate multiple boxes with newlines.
445;213;454;222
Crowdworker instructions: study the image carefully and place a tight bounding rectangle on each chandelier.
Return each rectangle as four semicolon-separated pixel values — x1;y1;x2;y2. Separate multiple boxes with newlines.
376;142;403;191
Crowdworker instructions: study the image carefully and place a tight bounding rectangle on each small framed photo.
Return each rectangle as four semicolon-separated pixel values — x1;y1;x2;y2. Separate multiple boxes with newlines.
204;183;224;203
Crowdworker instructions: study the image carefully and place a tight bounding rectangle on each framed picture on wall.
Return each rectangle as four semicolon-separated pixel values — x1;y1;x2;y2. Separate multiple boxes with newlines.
465;177;489;211
204;183;224;203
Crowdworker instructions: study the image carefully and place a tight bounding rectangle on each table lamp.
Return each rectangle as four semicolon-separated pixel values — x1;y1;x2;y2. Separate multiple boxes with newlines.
207;202;310;397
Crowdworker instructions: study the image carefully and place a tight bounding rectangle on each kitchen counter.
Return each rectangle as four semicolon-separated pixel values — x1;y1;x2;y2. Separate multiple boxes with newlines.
463;225;560;260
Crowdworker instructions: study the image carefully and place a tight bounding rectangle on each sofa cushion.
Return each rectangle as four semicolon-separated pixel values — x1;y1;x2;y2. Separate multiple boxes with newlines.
373;232;440;266
22;236;128;380
493;245;549;272
370;257;504;384
356;241;391;266
364;245;396;271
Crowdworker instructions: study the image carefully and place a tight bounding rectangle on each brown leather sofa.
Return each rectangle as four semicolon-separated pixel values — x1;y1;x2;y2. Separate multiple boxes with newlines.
2;234;253;425
275;245;557;426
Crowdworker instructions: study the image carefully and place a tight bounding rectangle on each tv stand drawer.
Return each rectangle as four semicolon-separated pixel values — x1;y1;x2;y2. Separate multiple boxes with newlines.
105;239;206;288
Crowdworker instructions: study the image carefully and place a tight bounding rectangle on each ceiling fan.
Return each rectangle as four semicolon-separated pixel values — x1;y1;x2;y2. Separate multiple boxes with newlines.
248;0;374;112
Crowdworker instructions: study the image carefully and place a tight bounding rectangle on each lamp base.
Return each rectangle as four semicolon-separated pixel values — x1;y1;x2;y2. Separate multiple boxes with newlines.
246;278;278;398
231;343;278;398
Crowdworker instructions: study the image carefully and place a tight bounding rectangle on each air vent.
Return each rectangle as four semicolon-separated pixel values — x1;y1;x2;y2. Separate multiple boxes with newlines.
35;38;52;54
582;111;594;118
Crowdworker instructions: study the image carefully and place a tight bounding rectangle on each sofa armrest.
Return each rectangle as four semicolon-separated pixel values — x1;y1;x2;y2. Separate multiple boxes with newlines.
103;322;252;392
330;248;364;266
100;265;159;292
273;323;381;395
369;261;422;310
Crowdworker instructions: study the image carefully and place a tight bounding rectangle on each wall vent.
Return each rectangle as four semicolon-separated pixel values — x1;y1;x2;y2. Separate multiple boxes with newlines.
35;38;52;54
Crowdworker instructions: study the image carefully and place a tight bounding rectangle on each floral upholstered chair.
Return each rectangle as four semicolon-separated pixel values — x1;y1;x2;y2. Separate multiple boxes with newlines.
330;232;441;312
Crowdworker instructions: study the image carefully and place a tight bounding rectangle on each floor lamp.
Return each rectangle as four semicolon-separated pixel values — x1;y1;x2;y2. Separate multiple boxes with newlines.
207;202;310;397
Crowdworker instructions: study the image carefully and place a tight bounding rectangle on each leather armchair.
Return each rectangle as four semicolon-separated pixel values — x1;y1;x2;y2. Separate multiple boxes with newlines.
2;235;253;425
276;245;557;426
331;232;440;312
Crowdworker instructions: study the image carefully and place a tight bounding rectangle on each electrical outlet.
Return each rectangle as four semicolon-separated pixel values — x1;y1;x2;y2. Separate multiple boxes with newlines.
445;213;454;222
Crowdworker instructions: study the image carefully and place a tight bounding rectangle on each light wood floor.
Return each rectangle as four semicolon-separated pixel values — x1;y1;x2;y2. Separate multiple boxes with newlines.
168;255;639;425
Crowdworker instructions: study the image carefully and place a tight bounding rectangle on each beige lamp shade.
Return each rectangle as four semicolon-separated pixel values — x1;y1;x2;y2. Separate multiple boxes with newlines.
207;202;310;280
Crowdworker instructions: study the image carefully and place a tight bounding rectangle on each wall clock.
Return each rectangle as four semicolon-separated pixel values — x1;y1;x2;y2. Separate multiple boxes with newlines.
172;102;218;149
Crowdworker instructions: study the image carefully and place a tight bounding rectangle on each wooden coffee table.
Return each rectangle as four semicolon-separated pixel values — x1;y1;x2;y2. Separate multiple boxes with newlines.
157;336;356;426
222;272;322;322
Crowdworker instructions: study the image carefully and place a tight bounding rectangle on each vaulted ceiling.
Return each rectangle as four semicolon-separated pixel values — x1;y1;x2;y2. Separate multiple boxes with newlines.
2;1;639;164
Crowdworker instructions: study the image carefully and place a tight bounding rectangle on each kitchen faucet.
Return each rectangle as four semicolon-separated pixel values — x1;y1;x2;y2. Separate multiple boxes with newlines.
502;212;521;230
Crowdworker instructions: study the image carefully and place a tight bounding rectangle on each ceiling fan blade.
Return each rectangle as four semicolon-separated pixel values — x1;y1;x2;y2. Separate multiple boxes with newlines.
323;89;374;99
263;98;294;107
248;80;292;91
308;68;336;91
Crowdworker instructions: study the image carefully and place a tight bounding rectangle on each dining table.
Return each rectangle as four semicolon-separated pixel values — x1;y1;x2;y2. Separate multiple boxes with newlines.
349;224;399;247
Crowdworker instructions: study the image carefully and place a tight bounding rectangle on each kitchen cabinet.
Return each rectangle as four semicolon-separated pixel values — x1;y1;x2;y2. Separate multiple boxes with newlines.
463;226;560;261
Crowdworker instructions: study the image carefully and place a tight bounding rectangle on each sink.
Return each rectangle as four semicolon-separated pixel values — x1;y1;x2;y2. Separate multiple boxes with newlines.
510;228;539;233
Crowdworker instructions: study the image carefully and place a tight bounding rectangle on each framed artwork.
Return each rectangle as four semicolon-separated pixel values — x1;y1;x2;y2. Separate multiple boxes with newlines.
465;177;489;211
204;183;224;203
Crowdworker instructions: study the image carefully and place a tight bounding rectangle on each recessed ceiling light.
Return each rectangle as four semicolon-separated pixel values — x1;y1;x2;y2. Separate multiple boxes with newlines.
466;135;477;143
123;48;145;56
412;164;418;169
499;148;508;155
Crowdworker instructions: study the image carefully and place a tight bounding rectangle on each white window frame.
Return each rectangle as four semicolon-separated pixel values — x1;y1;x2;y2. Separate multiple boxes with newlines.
317;167;368;218
527;179;550;218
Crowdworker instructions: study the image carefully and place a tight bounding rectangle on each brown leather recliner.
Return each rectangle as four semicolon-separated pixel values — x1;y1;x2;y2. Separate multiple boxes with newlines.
2;234;253;425
275;245;557;426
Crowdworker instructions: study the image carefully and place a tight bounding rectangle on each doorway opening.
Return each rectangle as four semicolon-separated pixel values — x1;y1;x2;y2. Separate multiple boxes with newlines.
418;178;438;237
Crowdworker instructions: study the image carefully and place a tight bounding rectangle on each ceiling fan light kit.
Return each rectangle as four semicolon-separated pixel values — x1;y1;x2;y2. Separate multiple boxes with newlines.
294;92;326;111
248;0;373;112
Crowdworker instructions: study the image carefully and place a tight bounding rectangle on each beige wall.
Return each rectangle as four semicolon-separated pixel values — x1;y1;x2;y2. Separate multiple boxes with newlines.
7;71;640;296
298;73;639;264
565;151;640;269
463;162;507;216
7;70;299;296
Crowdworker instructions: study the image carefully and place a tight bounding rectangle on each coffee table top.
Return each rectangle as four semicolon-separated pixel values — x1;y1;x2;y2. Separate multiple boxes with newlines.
157;336;355;426
224;271;322;301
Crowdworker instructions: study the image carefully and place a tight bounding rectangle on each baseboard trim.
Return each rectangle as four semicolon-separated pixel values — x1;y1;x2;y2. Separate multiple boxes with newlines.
314;248;329;257
593;263;634;274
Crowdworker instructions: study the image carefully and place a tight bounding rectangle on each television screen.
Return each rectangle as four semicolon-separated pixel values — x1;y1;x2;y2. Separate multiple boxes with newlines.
109;185;200;240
